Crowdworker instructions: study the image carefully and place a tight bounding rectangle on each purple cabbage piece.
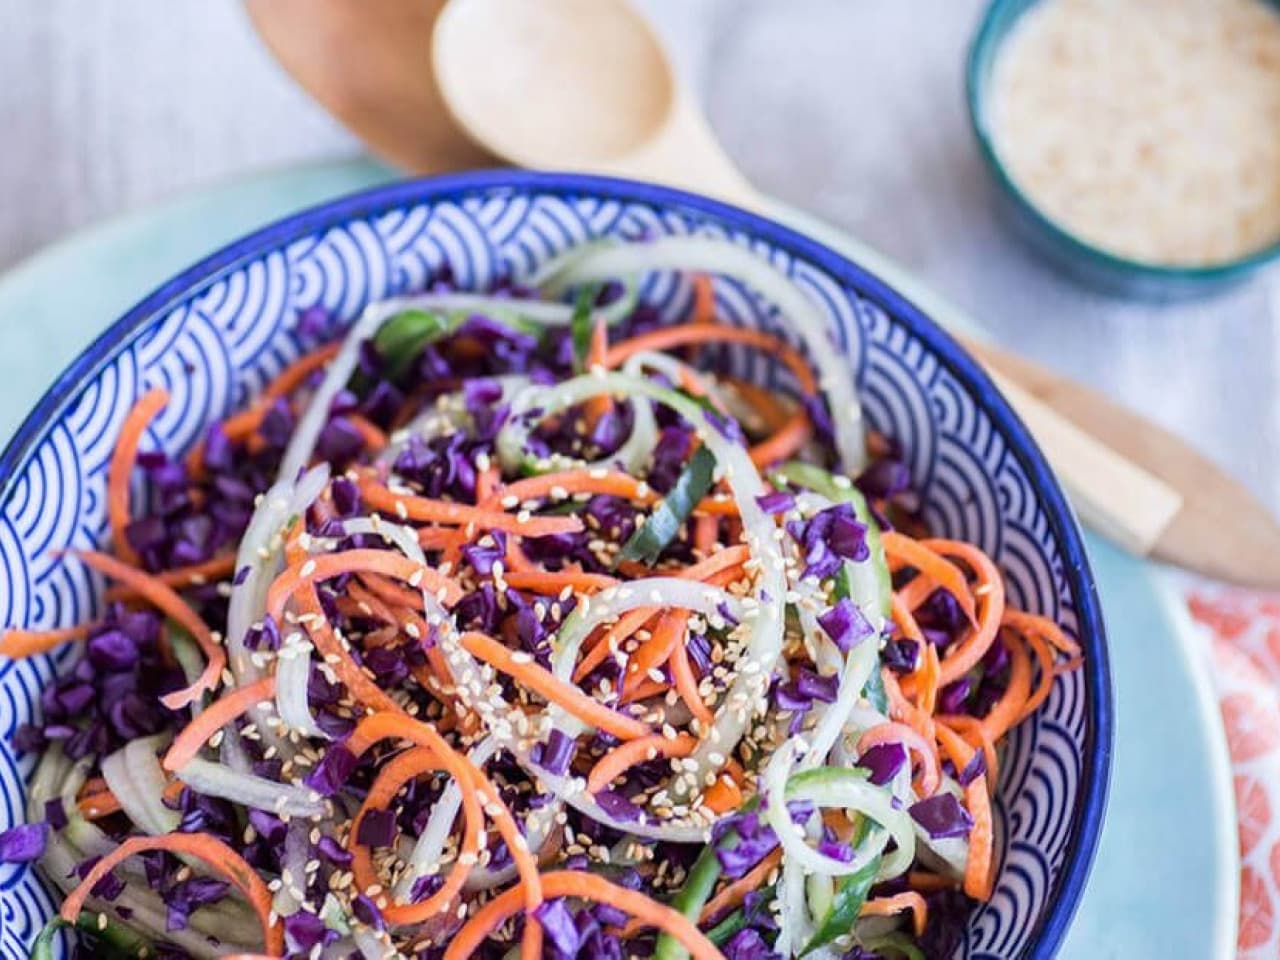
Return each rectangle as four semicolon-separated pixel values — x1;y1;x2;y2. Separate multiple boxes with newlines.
882;638;919;673
816;826;855;863
535;899;582;956
357;809;397;847
857;742;907;786
86;629;139;671
284;910;338;954
916;588;967;644
329;388;359;417
352;892;385;932
393;432;479;502
592;899;629;929
258;398;295;448
12;724;44;754
330;475;361;516
920;888;972;957
44;799;68;832
363;646;409;686
316;834;353;867
791;503;869;580
92;869;126;902
304;743;357;797
703;408;744;443
202;423;234;472
243;614;281;651
316;417;366;463
855;458;912;500
55;683;95;715
166;876;230;932
755;490;795;515
938;676;972;715
775;668;838;715
909;793;975;839
958;747;987;786
713;812;780;880
817;598;873;653
0;823;46;863
463;378;510;439
594;790;644;822
982;635;1011;676
462;530;507;576
647;426;693;493
724;929;780;960
409;874;444;904
533;728;575;776
455;582;500;633
73;855;124;901
359;380;403;428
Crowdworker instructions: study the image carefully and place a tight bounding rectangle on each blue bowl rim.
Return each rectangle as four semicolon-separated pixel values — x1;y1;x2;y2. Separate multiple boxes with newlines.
965;0;1280;285
0;169;1111;958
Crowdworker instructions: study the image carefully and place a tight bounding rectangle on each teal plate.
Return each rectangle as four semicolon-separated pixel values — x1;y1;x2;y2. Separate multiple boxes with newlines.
0;158;1236;958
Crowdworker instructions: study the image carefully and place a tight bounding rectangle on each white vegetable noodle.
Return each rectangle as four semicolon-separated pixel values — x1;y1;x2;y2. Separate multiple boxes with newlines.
539;235;867;472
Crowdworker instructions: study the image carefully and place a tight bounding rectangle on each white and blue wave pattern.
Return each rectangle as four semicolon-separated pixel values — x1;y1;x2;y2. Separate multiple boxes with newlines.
0;175;1105;959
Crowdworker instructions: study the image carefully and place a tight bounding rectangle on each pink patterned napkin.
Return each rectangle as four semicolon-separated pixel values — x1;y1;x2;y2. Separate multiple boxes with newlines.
1185;587;1280;957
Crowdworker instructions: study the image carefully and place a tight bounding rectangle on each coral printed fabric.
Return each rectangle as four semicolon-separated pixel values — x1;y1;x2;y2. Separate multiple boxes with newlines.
1187;588;1280;958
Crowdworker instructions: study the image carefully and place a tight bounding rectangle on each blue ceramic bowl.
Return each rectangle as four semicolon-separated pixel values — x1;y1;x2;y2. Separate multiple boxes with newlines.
967;0;1280;298
0;172;1110;958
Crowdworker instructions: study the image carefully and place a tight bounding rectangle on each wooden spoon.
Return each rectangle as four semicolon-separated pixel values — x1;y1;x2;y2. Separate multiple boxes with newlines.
432;0;758;208
243;0;1280;586
244;0;495;173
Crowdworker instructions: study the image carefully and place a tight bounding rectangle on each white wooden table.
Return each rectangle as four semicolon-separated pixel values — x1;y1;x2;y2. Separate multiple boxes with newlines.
0;0;1274;517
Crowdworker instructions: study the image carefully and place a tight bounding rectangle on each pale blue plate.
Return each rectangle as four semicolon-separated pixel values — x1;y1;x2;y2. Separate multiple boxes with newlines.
0;158;1232;957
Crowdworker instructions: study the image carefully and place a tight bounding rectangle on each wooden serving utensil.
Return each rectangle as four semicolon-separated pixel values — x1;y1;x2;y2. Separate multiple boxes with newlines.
965;338;1280;589
243;0;1280;586
244;0;495;174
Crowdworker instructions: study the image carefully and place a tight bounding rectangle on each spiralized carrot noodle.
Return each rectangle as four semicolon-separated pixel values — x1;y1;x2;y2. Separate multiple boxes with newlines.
107;388;169;566
61;833;283;955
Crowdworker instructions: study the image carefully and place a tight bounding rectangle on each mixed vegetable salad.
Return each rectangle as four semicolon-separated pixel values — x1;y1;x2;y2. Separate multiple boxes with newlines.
0;236;1081;959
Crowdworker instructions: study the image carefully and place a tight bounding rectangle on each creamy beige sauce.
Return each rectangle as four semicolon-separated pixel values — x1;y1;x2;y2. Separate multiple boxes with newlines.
990;0;1280;265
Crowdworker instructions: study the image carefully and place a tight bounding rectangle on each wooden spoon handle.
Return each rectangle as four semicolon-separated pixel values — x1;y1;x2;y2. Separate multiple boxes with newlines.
963;339;1183;555
593;94;762;210
965;335;1280;587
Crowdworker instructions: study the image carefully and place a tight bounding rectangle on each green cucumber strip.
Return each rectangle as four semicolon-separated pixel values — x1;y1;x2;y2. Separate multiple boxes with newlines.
801;854;882;956
653;844;723;960
371;308;459;383
862;655;890;714
706;908;747;946
34;912;152;960
570;284;601;373
654;797;761;960
618;445;717;566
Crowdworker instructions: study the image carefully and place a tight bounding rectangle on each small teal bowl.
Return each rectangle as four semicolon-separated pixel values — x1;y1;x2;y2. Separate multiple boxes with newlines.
967;0;1280;298
0;172;1110;957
